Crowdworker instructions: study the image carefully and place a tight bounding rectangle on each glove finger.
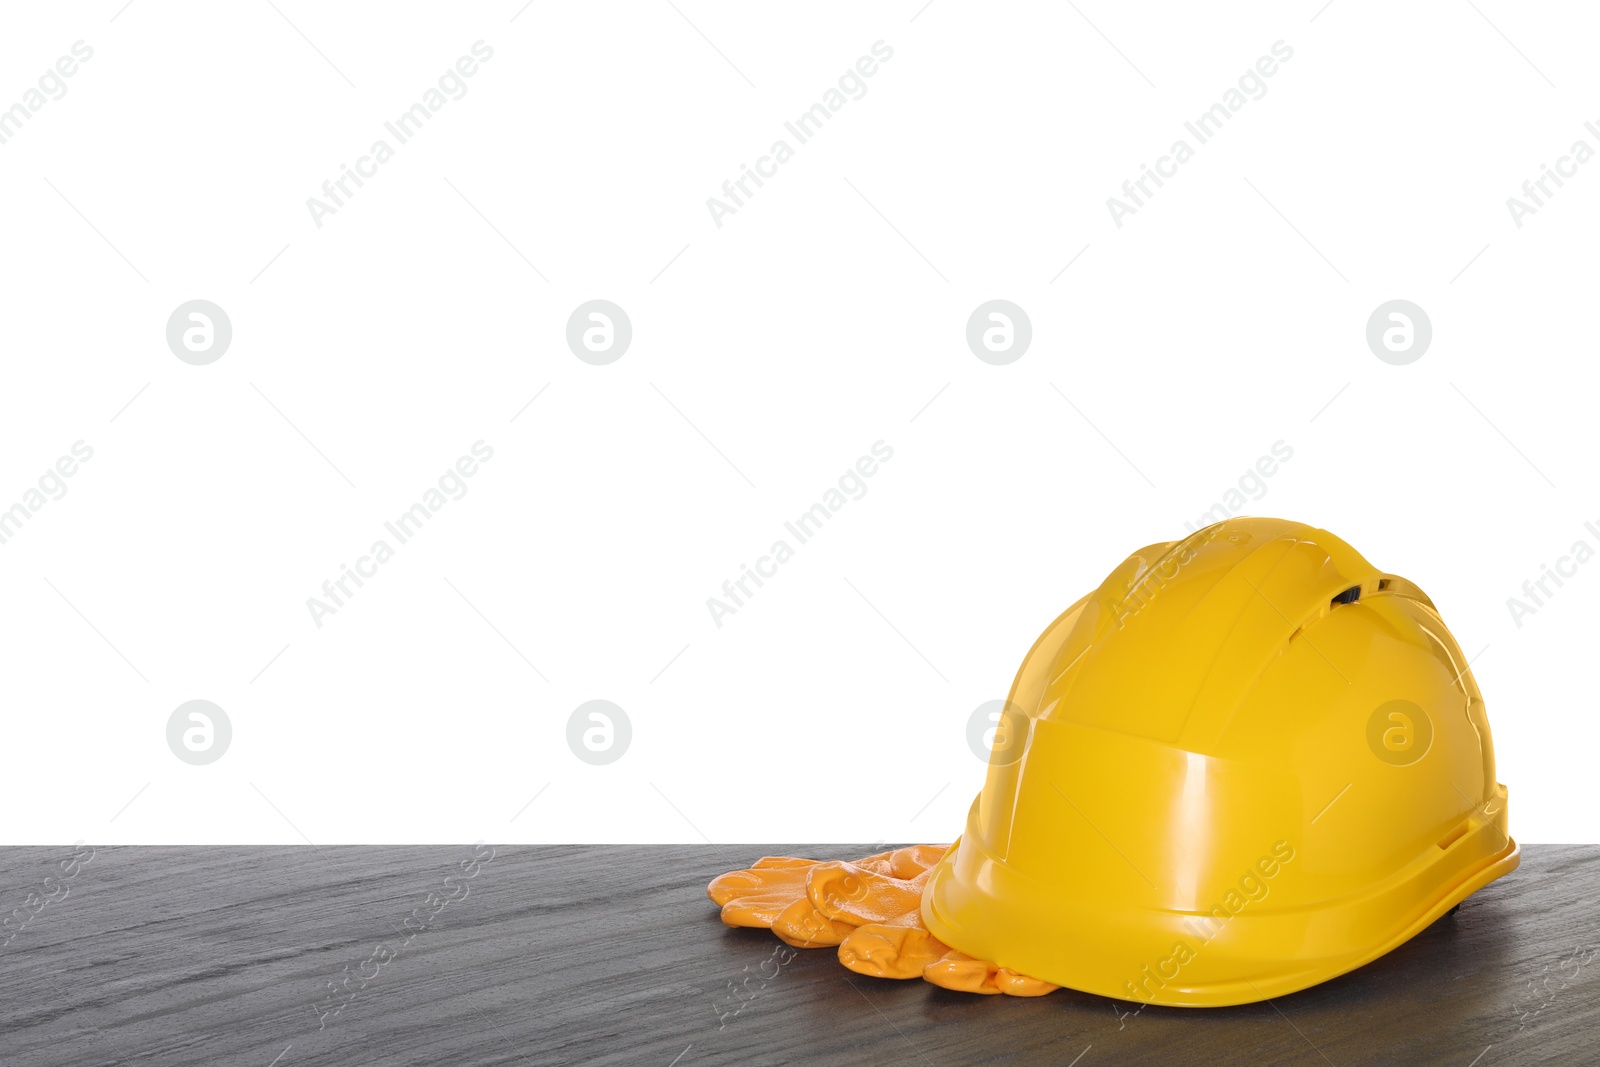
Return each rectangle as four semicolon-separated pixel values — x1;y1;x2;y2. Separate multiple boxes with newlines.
770;896;855;948
807;862;924;925
994;968;1058;997
712;870;819;928
921;953;1059;997
709;847;941;926
708;861;814;910
838;923;953;980
750;856;821;870
921;952;1003;995
885;844;949;880
839;850;900;879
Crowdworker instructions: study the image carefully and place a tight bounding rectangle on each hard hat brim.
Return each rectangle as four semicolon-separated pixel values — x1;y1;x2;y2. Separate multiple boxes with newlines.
921;805;1520;1008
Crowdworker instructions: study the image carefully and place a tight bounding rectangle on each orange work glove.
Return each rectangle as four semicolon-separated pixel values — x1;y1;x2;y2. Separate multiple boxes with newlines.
708;845;1057;997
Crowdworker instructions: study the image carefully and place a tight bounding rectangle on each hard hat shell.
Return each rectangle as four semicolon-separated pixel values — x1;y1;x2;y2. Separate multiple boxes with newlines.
921;516;1517;1007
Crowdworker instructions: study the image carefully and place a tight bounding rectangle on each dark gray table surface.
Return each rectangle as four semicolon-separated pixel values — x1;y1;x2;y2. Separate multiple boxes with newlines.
0;843;1594;1066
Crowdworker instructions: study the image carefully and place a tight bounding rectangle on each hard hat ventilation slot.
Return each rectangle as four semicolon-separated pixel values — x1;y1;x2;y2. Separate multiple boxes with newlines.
1331;586;1362;607
1377;579;1392;591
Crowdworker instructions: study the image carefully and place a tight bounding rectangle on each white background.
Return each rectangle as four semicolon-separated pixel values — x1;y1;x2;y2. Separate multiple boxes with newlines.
1;1;1594;844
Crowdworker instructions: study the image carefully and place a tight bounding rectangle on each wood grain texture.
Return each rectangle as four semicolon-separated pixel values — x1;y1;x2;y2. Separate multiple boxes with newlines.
0;844;1594;1066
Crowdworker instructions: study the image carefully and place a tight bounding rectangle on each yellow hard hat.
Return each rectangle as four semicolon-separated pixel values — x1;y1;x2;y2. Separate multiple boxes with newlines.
920;516;1517;1007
